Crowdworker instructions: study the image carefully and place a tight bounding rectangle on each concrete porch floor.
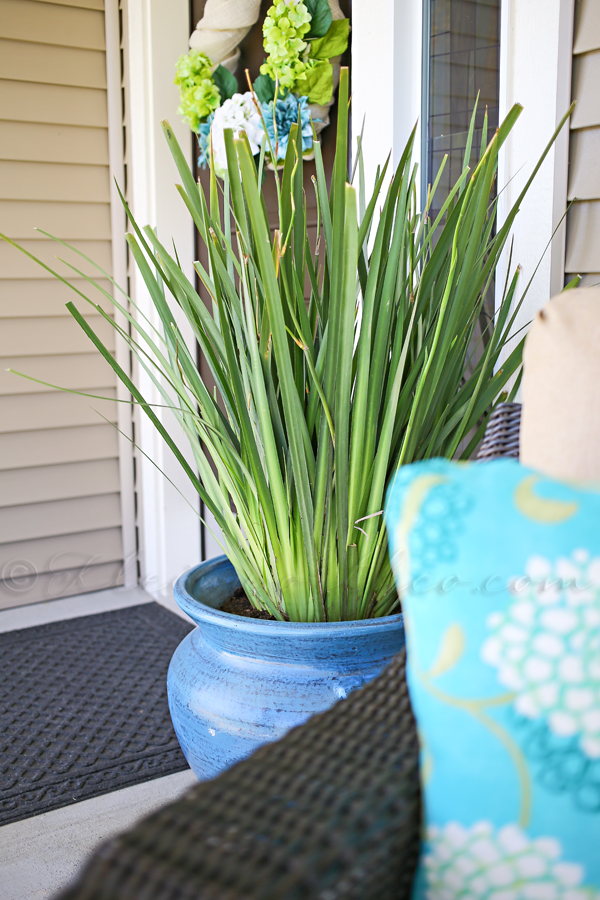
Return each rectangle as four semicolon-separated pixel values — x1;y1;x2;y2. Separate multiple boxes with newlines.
0;586;199;900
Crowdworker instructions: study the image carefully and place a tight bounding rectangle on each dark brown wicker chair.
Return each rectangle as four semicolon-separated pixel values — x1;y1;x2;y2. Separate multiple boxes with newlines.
55;403;522;900
476;402;521;461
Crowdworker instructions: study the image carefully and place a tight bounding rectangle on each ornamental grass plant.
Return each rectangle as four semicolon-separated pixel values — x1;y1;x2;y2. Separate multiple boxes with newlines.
3;69;573;622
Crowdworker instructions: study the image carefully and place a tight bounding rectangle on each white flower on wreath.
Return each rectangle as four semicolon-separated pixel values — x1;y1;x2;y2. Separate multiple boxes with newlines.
481;552;600;758
209;92;264;176
425;821;599;900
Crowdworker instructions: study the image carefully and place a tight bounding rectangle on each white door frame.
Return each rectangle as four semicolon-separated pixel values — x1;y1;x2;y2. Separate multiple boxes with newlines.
120;0;202;598
351;0;422;196
104;0;137;588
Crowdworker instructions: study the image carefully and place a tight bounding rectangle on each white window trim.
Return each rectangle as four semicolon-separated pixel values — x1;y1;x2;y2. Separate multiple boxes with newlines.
121;0;202;598
353;0;576;360
496;0;575;338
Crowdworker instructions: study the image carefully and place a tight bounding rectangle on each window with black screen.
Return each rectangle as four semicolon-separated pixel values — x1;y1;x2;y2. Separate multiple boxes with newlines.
422;0;501;219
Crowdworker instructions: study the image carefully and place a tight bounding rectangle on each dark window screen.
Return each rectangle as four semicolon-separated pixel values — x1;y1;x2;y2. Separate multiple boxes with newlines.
423;0;501;216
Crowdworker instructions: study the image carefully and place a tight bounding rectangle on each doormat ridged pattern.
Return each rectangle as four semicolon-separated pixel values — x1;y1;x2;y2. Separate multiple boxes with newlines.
0;603;194;826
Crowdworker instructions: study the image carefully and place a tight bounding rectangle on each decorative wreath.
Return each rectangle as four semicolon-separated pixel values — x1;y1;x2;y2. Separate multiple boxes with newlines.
174;0;349;174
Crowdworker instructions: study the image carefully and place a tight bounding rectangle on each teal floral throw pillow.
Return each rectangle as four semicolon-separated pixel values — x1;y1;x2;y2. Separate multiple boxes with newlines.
385;459;600;900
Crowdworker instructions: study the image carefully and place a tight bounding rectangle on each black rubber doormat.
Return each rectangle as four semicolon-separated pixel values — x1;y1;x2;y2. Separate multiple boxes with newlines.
0;603;194;826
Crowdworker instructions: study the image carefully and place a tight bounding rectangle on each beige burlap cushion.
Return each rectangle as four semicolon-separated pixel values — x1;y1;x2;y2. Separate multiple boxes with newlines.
520;286;600;481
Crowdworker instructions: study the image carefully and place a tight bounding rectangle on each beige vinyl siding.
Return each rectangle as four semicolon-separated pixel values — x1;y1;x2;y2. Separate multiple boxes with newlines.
0;424;119;469
0;528;122;573
0;165;110;203
0;315;116;355
565;0;600;285
0;201;112;237
0;0;106;48
0;0;128;607
0;388;118;432
0;354;113;395
0;121;110;165
0;80;108;125
0;562;124;606
0;279;114;315
0;459;120;505
27;0;104;8
0;39;107;88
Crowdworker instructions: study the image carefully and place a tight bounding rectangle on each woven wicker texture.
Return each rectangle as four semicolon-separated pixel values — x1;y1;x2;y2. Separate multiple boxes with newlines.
0;604;192;826
57;650;420;900
477;402;522;461
55;404;521;900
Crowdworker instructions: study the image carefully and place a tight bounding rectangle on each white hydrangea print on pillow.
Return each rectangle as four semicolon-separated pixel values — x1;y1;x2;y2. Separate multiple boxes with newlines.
482;552;600;758
425;821;599;900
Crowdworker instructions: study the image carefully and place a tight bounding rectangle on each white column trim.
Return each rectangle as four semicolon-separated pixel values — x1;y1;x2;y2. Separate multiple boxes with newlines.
122;0;201;598
104;0;137;587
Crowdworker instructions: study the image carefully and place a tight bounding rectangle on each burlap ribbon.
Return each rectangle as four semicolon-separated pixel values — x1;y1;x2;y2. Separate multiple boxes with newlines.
189;0;262;72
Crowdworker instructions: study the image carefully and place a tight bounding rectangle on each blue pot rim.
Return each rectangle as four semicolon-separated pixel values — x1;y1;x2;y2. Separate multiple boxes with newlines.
174;556;402;637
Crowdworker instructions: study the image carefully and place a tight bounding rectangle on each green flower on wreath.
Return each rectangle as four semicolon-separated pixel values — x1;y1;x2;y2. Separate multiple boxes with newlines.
175;50;221;132
261;0;313;91
259;0;349;105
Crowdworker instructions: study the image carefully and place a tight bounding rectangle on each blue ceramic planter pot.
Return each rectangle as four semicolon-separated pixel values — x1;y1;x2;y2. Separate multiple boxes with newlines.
167;555;404;780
